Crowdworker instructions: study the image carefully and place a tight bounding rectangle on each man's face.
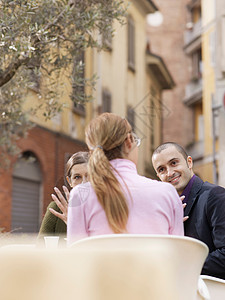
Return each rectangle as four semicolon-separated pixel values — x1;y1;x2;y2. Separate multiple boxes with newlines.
152;146;194;195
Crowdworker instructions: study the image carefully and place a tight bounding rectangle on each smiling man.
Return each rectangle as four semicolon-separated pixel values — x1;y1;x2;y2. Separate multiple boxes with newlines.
152;142;225;280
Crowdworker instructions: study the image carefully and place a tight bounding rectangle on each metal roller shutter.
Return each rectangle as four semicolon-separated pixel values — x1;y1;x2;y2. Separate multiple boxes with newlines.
11;177;40;233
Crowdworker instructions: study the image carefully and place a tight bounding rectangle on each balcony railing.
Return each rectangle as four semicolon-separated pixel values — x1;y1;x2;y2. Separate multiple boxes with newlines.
186;140;204;161
184;78;202;105
184;19;202;46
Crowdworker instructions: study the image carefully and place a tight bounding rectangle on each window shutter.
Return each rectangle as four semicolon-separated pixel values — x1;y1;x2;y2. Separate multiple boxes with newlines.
128;16;135;71
102;90;112;112
72;51;86;116
127;106;135;130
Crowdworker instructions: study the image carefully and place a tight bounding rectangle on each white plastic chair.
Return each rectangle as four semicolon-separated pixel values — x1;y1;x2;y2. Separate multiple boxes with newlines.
197;277;210;300
1;244;36;249
0;234;209;300
70;234;209;300
200;275;225;300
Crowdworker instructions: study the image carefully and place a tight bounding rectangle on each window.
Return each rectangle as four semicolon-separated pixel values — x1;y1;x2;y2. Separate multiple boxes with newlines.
73;102;86;117
150;88;157;154
127;106;135;130
101;0;113;50
198;114;204;141
222;16;225;71
191;4;201;24
102;22;113;51
192;48;202;80
27;57;41;92
209;31;216;67
102;89;112;113
127;16;135;71
72;51;86;116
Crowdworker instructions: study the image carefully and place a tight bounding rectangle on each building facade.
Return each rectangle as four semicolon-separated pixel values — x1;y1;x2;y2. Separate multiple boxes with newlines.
191;0;225;185
148;0;225;185
214;0;225;187
0;0;174;233
92;0;174;177
147;0;194;150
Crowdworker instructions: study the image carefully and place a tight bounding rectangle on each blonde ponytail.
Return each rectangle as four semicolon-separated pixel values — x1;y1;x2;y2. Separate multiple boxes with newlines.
86;113;132;233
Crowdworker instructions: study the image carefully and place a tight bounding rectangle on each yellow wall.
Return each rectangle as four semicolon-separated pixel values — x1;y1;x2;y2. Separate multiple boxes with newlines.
91;0;162;175
201;0;216;182
194;161;213;183
24;47;94;143
24;0;163;176
202;28;215;153
202;0;215;27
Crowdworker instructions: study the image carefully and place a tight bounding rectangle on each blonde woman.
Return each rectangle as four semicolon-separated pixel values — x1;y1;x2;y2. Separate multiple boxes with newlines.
67;113;184;244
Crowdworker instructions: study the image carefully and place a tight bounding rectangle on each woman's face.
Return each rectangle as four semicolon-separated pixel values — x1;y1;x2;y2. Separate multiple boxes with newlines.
67;163;88;188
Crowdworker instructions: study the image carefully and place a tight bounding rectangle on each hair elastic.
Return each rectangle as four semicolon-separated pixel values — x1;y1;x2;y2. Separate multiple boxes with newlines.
92;145;103;150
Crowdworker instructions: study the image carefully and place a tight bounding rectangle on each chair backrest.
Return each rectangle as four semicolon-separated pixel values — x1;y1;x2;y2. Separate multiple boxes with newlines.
197;277;210;300
0;235;208;300
0;247;84;300
70;234;209;300
200;275;225;300
1;244;36;249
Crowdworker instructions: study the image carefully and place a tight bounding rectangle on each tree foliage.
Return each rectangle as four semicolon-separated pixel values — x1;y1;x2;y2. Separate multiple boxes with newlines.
0;0;127;163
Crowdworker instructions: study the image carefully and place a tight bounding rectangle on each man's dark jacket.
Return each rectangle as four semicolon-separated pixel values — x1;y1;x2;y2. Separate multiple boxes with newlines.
184;176;225;280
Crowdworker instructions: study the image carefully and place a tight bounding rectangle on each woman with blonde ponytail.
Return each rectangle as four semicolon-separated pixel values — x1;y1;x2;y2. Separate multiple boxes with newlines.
67;113;184;244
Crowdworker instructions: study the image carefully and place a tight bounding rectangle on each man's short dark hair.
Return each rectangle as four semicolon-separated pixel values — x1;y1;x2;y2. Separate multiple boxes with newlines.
153;142;188;160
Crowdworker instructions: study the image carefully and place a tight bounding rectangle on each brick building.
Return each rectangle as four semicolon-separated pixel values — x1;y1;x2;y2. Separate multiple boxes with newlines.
147;0;194;149
0;126;86;233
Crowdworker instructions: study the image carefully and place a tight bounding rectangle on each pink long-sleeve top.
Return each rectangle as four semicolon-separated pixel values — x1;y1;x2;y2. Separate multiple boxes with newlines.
67;159;184;244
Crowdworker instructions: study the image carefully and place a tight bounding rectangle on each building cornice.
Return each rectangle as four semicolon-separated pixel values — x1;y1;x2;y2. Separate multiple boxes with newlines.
146;51;175;89
33;124;87;148
132;0;158;15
